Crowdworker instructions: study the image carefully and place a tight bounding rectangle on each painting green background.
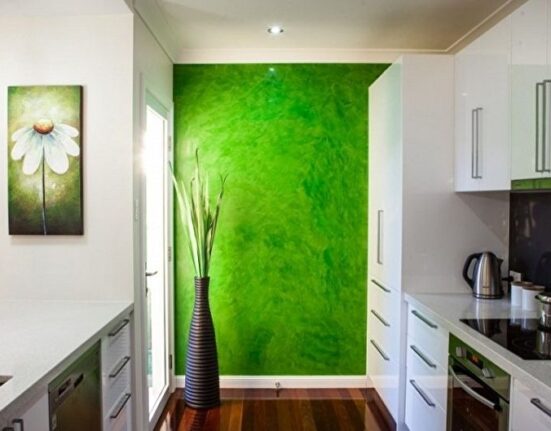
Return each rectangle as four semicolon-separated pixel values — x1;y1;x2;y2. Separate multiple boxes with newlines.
8;86;82;235
174;64;388;375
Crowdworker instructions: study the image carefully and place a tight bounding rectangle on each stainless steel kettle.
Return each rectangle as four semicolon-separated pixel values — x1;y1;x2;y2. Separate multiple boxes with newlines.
462;252;504;299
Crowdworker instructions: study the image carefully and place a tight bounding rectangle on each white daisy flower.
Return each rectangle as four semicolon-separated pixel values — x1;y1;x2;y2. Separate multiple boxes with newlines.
11;119;80;175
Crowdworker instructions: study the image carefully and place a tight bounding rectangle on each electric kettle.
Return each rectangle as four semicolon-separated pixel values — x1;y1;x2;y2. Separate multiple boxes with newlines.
462;252;504;299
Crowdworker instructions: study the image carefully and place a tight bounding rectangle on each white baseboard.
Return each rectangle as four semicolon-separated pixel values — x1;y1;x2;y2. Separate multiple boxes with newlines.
174;375;371;389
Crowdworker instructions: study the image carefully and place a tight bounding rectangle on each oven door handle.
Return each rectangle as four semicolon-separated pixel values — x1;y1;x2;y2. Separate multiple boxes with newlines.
448;366;500;411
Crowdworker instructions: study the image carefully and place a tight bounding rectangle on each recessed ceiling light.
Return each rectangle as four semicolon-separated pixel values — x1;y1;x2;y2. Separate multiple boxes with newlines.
268;26;284;35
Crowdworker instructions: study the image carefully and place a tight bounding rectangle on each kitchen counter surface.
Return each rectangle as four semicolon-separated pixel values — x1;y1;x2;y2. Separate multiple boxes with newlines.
405;292;551;399
0;300;133;415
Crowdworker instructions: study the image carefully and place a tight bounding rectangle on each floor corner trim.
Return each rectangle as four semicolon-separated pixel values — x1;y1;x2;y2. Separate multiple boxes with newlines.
174;375;371;389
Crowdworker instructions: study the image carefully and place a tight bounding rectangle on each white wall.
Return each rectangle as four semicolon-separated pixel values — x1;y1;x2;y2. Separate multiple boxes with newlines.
0;14;134;301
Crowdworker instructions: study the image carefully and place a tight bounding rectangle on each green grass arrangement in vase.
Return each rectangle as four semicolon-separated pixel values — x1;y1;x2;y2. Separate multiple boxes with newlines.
170;150;226;409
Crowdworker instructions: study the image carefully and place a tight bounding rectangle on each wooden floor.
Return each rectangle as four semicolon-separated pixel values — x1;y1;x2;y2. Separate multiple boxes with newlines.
154;388;392;431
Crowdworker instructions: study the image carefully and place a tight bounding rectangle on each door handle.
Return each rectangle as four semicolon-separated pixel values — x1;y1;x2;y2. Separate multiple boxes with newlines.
471;108;476;179
410;379;435;407
371;279;390;293
410;345;437;369
449;366;499;410
370;309;390;327
370;339;389;361
544;81;551;173
536;82;544;173
474;107;483;179
146;270;158;277
376;210;383;264
531;398;551;418
411;309;438;329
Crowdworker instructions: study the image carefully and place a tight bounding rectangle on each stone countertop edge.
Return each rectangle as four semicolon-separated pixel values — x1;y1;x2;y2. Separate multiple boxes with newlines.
404;292;551;400
0;301;134;419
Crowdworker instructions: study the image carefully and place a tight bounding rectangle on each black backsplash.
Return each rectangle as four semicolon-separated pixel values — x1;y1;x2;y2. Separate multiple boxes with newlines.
509;191;551;290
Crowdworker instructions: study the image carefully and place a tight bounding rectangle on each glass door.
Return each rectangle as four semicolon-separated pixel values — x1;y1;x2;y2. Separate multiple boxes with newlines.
143;95;171;423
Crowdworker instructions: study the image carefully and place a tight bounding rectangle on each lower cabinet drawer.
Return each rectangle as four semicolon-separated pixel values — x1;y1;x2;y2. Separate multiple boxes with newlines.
406;334;448;411
104;392;132;431
368;336;399;420
512;380;551;431
405;375;446;431
407;305;448;366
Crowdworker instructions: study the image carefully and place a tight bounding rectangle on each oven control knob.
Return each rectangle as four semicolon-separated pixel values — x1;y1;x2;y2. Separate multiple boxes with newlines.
482;368;494;379
455;346;466;358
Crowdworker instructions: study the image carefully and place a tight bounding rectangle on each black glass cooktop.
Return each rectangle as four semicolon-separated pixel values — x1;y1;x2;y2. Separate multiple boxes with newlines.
460;318;551;360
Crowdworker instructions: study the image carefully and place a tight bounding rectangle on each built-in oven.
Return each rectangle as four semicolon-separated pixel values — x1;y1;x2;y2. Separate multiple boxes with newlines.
447;335;510;431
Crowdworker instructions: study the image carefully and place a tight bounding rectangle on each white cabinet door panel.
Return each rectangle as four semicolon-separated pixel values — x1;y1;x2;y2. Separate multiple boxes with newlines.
511;379;551;431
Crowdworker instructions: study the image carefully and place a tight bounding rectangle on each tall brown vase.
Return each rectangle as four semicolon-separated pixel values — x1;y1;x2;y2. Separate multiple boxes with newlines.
184;276;221;409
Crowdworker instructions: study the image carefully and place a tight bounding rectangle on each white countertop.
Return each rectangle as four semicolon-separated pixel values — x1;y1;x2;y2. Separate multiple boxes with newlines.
405;292;551;399
0;300;133;415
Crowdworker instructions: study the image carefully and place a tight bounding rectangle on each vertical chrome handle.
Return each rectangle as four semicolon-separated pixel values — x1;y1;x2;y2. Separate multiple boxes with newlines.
376;210;383;264
471;108;476;179
536;82;544;173
544;81;551;172
531;398;551;418
475;108;483;179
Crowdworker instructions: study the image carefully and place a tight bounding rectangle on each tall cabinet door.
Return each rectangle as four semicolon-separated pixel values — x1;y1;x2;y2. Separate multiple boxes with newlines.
368;62;402;291
511;0;550;180
455;17;511;191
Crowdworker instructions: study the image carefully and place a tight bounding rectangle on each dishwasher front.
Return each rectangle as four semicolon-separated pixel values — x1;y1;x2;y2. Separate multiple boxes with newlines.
48;342;102;431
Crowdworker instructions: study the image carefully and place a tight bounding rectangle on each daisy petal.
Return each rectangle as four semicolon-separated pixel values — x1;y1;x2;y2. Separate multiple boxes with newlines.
44;135;69;174
55;123;79;138
52;130;80;156
11;129;36;160
11;126;32;141
22;137;44;175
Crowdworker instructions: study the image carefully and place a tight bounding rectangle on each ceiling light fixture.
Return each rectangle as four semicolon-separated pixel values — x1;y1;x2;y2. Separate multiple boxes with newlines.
268;26;284;35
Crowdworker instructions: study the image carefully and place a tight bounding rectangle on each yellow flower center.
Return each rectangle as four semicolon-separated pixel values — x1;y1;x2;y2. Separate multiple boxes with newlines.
33;119;54;135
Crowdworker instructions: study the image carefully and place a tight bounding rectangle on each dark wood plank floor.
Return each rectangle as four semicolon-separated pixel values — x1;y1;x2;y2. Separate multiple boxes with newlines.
154;388;392;431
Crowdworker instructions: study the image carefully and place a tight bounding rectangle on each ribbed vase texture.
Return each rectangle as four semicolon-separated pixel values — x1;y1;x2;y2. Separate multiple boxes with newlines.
184;277;221;408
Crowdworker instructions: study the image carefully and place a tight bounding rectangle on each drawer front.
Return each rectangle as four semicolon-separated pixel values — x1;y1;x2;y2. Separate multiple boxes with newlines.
368;336;399;420
407;305;448;366
512;380;551;431
406;334;448;411
405;374;446;431
104;392;132;431
102;318;131;373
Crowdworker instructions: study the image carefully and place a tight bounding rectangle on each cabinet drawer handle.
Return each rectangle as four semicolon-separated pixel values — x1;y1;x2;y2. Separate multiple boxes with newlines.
531;398;551;418
410;379;435;407
371;279;390;293
370;339;390;361
475;107;483;179
108;319;129;337
110;393;131;419
471;108;476;178
536;82;545;173
370;309;390;327
376;210;384;264
410;345;437;369
109;356;131;379
411;310;437;329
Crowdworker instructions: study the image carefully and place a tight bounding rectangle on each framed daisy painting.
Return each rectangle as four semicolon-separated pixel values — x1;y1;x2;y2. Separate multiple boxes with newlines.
7;85;83;235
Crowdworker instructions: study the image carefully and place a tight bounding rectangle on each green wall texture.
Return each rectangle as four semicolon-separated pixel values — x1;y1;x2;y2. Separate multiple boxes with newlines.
173;64;388;375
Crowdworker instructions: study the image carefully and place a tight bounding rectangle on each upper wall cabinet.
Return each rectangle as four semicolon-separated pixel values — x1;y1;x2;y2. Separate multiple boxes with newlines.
511;0;551;180
455;16;512;191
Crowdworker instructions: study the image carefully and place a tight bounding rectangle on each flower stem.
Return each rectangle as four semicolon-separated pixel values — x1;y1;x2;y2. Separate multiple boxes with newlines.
41;147;47;235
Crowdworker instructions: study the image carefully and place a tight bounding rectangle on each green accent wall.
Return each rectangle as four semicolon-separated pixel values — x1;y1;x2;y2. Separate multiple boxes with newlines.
173;64;388;375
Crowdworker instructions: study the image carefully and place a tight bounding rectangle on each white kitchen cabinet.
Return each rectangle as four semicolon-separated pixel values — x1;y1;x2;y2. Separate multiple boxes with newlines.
368;55;454;428
368;62;403;292
511;0;551;180
1;392;49;431
511;379;551;431
455;16;511;191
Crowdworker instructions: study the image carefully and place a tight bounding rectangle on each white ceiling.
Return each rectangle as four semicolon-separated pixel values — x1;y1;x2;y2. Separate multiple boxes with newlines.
154;0;514;59
0;0;131;16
